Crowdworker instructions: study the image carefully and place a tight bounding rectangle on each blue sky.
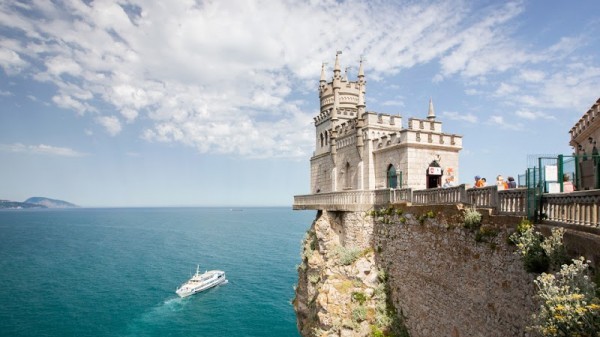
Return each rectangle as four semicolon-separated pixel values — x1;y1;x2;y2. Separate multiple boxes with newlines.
1;0;599;207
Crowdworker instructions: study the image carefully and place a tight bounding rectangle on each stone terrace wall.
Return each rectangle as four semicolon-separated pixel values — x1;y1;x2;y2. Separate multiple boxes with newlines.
373;205;537;337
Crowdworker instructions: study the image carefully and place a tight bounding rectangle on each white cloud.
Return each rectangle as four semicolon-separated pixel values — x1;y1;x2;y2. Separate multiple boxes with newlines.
0;143;85;157
488;115;524;131
381;99;405;107
0;0;597;158
52;94;89;115
0;90;13;96
441;111;478;123
495;82;518;96
0;47;27;75
515;109;556;120
96;116;122;136
519;69;546;83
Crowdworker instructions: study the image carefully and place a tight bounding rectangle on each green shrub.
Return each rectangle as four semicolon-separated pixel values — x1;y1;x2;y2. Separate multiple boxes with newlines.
531;257;600;336
371;325;386;337
475;226;499;243
395;209;404;216
540;227;569;271
463;207;482;229
510;222;549;273
352;291;367;305
335;245;363;266
352;305;367;322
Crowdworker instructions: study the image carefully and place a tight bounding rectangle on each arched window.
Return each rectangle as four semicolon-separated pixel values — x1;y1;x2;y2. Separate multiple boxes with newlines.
325;131;329;145
345;162;351;189
387;165;397;188
320;133;324;147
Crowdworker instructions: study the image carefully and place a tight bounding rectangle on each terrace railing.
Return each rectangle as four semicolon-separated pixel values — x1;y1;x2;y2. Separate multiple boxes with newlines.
542;190;600;228
413;185;466;205
293;186;600;230
497;188;527;215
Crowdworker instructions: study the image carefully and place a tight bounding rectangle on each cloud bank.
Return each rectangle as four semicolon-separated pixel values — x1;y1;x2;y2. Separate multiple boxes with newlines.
0;0;598;157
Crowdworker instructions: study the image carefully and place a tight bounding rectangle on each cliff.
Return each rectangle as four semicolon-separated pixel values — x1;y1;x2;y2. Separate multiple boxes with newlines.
294;205;538;337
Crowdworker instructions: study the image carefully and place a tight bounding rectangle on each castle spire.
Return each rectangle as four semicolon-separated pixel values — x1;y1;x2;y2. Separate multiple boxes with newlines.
358;56;364;81
427;97;435;120
334;50;342;73
320;62;326;83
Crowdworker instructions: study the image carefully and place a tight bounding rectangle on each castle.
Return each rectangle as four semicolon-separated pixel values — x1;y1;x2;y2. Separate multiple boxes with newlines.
310;53;463;194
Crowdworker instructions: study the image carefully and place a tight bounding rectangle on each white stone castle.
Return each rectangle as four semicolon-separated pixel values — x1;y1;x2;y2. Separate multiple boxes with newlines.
310;52;463;194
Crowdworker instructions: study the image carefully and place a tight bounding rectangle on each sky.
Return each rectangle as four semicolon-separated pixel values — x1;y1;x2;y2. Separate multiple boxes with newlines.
1;0;599;207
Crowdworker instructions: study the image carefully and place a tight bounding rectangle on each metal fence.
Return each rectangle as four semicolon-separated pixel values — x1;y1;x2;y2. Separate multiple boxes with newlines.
524;154;600;221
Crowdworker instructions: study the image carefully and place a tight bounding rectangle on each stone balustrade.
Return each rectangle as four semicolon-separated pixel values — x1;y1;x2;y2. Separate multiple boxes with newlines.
542;190;600;228
498;188;527;215
413;185;466;204
293;190;377;211
293;186;600;229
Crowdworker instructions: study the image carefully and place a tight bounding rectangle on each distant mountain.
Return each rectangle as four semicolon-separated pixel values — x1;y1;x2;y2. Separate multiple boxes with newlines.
23;197;78;208
0;200;47;209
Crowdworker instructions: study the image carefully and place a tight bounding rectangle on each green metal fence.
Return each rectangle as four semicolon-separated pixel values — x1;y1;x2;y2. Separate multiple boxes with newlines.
524;154;600;221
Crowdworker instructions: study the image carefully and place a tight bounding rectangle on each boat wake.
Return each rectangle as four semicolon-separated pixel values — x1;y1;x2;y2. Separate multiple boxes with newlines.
122;297;187;336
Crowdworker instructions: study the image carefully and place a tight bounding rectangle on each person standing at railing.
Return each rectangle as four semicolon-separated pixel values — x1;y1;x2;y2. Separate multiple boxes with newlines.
443;176;455;188
496;175;508;190
507;176;517;189
474;175;485;188
563;174;575;193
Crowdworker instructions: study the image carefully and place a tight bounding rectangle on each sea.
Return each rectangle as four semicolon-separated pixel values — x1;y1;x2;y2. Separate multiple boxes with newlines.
0;207;316;337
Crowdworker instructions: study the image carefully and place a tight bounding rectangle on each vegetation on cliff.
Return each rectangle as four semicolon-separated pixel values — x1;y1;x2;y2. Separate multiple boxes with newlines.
294;212;408;337
509;220;600;336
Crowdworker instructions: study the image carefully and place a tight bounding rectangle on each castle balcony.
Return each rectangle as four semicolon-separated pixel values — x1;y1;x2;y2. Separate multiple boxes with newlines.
294;187;600;230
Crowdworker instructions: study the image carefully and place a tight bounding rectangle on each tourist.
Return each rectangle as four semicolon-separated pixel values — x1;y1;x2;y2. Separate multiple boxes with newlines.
507;176;517;189
563;174;575;193
496;175;508;190
481;178;487;186
443;176;454;188
474;175;484;188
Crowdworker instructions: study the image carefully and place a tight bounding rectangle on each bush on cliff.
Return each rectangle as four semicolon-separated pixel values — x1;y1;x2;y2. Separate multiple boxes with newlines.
334;245;363;266
463;207;482;229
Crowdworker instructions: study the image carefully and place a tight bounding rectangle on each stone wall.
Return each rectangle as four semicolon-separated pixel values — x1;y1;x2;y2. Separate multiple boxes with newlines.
374;205;537;337
295;205;542;337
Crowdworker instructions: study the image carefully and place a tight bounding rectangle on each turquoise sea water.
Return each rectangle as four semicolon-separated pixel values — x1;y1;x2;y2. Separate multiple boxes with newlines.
0;207;315;337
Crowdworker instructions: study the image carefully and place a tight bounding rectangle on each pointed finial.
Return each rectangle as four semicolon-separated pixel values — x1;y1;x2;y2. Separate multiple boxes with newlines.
358;55;364;78
334;51;342;72
344;66;350;81
320;62;327;82
427;97;435;120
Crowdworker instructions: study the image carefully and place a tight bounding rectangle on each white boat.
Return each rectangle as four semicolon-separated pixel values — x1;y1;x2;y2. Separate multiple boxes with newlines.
176;265;227;298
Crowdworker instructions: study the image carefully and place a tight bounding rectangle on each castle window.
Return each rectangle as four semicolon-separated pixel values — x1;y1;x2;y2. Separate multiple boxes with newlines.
320;133;324;147
387;165;397;188
345;162;352;189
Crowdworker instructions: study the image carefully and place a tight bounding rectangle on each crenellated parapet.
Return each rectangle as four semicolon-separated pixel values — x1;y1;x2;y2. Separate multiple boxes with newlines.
314;108;332;125
363;112;403;128
408;117;443;133
570;98;600;141
368;128;462;151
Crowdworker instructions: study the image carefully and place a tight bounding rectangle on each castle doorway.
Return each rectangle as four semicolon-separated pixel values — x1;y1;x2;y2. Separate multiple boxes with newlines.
387;165;397;188
426;161;443;189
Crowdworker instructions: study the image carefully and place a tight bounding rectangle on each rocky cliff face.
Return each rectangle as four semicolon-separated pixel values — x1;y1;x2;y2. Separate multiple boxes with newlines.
294;210;407;337
294;206;537;337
